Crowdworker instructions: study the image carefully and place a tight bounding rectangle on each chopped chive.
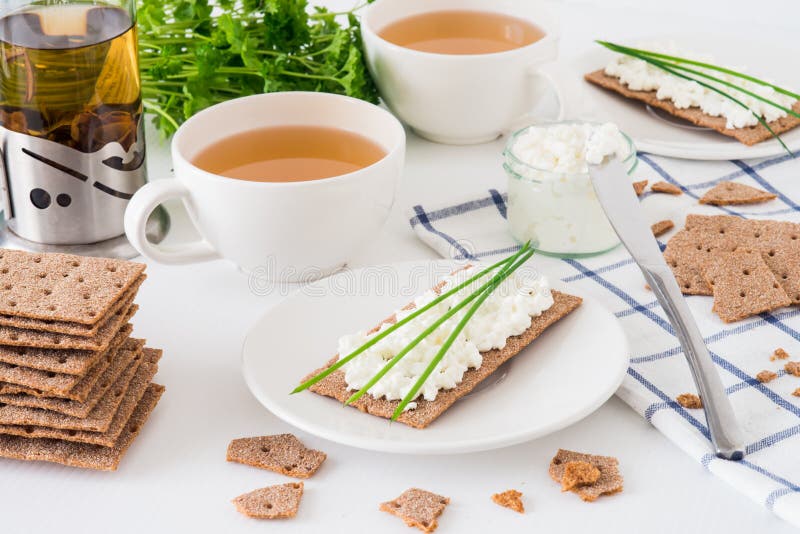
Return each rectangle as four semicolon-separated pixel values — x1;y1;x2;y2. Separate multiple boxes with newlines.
344;245;533;406
291;242;532;394
391;249;535;420
596;41;800;101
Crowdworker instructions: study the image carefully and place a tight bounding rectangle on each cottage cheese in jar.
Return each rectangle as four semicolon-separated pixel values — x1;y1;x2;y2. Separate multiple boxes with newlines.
503;121;635;256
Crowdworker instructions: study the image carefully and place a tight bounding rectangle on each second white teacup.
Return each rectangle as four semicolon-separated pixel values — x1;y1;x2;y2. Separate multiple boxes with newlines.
362;0;561;145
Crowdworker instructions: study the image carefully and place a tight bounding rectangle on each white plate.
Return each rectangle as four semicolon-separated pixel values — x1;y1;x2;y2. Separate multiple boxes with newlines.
241;260;629;454
546;33;800;160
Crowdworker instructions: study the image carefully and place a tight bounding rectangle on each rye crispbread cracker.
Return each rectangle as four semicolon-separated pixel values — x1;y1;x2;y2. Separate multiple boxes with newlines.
702;249;790;322
0;275;145;337
0;339;142;417
0;329;135;400
651;181;682;195
491;489;524;514
561;461;601;491
585;70;800;145
305;290;582;429
0;249;145;324
0;299;137;351
226;434;326;479
0;323;133;375
380;488;449;533
663;225;738;295
0;348;159;432
633;180;648;196
699;182;777;206
0;354;159;447
785;361;800;377
772;348;790;361
651;219;674;238
676;393;702;409
549;449;623;502
232;483;304;519
0;382;164;471
756;370;778;383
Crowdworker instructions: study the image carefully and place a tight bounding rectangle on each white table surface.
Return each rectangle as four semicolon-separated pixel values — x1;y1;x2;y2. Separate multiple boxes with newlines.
3;1;799;532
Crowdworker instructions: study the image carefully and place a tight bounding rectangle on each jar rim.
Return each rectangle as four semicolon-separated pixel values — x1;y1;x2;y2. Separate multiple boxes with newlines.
503;120;638;181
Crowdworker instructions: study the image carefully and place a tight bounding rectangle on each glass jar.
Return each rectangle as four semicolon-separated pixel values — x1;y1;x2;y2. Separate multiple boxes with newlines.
503;122;637;258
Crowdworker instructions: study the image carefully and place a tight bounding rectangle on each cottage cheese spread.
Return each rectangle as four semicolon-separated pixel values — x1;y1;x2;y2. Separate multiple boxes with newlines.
510;122;629;174
604;44;797;129
339;267;554;409
504;122;627;255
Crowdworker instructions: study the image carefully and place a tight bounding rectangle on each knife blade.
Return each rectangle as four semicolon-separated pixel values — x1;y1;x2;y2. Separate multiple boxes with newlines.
588;158;745;460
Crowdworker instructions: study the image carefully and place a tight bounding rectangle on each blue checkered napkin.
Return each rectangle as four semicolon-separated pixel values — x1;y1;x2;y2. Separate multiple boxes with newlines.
407;152;800;527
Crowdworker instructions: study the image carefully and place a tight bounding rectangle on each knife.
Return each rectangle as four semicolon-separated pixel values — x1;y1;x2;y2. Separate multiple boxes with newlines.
588;158;745;461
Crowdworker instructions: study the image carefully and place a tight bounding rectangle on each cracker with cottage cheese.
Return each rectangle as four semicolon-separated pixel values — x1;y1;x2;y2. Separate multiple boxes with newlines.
585;70;800;146
302;268;582;428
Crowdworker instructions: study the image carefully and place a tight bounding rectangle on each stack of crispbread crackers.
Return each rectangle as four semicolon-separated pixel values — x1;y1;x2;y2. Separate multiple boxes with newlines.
0;249;164;471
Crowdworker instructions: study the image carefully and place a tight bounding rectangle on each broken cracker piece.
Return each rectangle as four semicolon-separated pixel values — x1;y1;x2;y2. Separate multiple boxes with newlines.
785;361;800;377
226;434;326;479
651;181;682;195
232;482;303;519
676;393;703;409
633;180;648;196
703;249;791;322
699;182;777;206
380;488;449;533
491;489;524;514
792;388;800;397
561;461;601;492
651;219;675;238
756;370;778;383
549;449;623;502
772;348;790;361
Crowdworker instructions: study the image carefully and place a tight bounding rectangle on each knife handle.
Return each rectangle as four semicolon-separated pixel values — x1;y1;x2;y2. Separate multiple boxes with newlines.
640;263;745;461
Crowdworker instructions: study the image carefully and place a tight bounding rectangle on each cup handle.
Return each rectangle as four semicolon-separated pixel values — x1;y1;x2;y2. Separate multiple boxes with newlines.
124;179;219;265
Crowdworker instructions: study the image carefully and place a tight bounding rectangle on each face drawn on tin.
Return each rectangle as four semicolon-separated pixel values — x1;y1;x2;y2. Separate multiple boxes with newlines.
19;145;145;211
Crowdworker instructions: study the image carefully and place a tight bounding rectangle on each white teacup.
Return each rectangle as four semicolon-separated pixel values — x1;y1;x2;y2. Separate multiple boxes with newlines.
124;92;405;281
362;0;561;145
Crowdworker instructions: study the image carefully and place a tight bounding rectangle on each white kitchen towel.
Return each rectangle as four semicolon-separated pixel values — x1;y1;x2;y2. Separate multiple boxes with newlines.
407;151;800;528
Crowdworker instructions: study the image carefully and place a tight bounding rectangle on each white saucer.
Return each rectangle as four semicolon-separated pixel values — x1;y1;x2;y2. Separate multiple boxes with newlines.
241;260;629;455
546;33;800;160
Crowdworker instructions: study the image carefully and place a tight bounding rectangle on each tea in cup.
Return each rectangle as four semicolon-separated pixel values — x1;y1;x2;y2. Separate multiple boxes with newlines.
361;0;561;145
124;92;405;281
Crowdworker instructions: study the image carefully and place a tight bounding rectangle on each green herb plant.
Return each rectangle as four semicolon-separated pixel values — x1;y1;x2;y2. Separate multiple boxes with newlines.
293;242;535;421
137;0;379;136
597;41;800;155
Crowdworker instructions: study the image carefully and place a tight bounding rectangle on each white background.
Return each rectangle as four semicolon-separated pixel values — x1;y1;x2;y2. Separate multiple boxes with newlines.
2;0;799;532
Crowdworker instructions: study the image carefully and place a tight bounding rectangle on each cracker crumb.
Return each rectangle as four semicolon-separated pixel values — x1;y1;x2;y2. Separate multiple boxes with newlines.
633;180;648;196
651;181;682;195
232;482;303;519
226;434;326;478
561;461;601;492
756;370;778;383
491;489;524;514
699;182;777;206
549;450;623;502
380;488;449;533
792;388;800;397
772;348;790;361
651;219;675;238
676;393;702;409
785;361;800;377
